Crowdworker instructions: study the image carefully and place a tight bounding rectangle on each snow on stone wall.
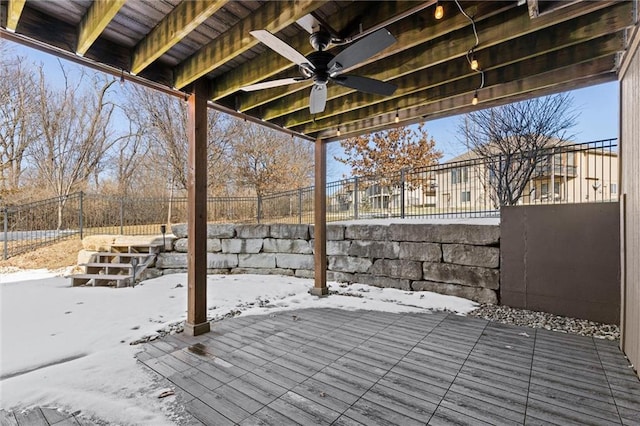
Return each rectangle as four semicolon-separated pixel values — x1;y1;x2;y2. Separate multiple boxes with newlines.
158;222;500;303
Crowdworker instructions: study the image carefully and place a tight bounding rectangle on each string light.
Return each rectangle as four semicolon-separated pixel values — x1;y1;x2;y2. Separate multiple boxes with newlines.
470;54;479;71
455;0;485;107
395;111;400;124
434;1;444;19
120;69;125;86
337;127;341;136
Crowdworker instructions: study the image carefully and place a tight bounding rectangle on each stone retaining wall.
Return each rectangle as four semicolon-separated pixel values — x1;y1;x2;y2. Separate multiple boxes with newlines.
152;222;500;304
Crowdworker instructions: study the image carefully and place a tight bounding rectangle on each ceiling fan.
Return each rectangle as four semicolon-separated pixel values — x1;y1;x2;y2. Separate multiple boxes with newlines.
240;20;398;114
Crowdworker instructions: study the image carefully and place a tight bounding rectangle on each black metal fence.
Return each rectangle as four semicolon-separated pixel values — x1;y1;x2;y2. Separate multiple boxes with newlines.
2;139;617;259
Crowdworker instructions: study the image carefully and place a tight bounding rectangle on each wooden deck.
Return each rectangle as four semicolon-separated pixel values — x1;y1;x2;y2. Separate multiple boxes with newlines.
137;308;640;425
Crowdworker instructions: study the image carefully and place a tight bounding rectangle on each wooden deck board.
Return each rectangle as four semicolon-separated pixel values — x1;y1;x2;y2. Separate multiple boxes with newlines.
134;308;640;425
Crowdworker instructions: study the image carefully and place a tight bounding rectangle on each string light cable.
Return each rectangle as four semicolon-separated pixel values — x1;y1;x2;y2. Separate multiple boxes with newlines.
454;0;485;103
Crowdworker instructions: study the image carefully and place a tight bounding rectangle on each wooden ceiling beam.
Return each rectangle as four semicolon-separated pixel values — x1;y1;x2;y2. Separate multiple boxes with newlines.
174;0;327;90
293;40;620;136
6;0;26;31
274;3;630;127
233;1;512;112
131;0;229;75
260;1;625;123
323;71;615;142
76;0;127;56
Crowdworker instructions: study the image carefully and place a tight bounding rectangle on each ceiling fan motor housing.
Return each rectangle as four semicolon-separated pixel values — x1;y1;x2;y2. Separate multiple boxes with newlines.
301;51;335;84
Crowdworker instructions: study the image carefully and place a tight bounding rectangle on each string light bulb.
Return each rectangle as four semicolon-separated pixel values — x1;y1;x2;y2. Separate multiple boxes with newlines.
120;69;125;86
395;111;400;124
337;127;341;136
434;2;444;19
472;91;479;106
470;55;479;71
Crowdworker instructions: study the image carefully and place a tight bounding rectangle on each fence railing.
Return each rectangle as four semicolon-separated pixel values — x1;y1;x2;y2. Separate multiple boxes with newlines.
1;138;618;259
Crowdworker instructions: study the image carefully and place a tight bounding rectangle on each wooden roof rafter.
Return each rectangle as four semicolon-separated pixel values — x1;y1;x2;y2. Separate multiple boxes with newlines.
5;0;25;31
130;0;229;75
76;0;127;56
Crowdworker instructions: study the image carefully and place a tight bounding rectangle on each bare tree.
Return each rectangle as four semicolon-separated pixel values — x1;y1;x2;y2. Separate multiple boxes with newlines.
335;123;442;212
112;121;150;196
458;93;578;206
231;124;314;197
0;48;40;201
122;85;235;196
29;63;119;228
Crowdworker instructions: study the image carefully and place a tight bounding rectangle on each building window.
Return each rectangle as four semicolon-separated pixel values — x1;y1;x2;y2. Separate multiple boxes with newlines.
461;191;471;203
451;167;468;184
611;183;617;194
541;183;548;195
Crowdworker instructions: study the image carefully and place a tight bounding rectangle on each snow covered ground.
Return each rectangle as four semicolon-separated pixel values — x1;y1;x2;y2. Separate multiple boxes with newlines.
0;269;476;424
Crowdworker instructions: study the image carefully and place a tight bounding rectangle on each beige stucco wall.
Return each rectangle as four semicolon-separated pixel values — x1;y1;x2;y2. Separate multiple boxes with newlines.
620;28;640;377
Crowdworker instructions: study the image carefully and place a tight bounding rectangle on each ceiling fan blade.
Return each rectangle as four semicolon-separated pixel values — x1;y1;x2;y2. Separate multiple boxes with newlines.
250;30;312;68
332;75;397;96
240;78;305;92
309;84;327;114
328;28;396;71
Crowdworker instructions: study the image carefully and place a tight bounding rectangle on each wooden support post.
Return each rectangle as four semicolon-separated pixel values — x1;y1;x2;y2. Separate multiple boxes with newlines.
311;137;328;296
185;78;210;336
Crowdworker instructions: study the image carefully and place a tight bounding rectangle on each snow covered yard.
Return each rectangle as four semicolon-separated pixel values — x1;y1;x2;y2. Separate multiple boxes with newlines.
0;270;476;424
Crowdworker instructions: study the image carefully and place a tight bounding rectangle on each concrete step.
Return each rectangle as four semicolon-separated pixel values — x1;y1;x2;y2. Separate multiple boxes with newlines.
94;252;155;258
71;273;132;287
110;243;163;254
80;262;134;268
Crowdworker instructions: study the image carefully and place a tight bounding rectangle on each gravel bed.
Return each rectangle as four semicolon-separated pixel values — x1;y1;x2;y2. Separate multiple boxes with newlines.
468;304;620;340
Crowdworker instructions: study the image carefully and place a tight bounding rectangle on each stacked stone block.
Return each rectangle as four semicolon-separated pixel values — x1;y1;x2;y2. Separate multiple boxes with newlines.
155;222;500;304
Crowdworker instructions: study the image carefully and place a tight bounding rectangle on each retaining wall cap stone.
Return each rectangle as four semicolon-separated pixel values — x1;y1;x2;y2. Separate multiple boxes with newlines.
235;224;270;239
174;238;220;253
344;224;389;241
309;224;345;240
389;223;499;245
207;224;236;238
269;224;309;239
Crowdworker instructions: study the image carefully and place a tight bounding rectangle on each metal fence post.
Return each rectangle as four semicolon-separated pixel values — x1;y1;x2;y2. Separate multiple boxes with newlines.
400;169;406;219
79;191;84;240
353;177;359;220
257;195;262;224
3;207;8;260
298;188;303;224
119;197;124;234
